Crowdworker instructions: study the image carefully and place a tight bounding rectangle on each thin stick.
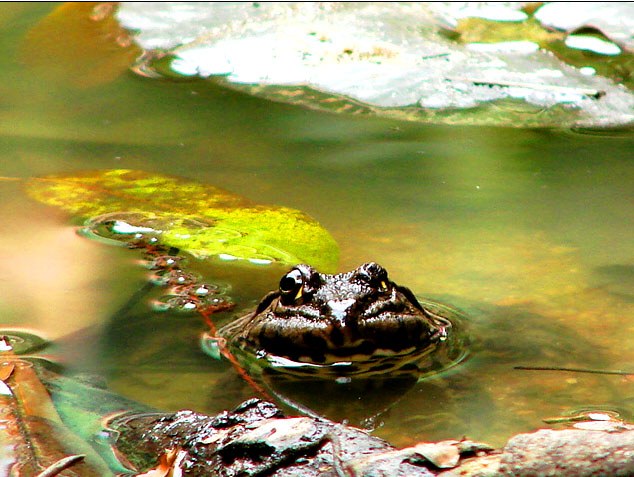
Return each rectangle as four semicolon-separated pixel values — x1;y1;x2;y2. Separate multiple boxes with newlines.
328;432;347;477
447;77;605;99
421;52;450;60
109;280;157;324
199;305;274;401
515;366;634;376
36;455;85;477
219;343;274;401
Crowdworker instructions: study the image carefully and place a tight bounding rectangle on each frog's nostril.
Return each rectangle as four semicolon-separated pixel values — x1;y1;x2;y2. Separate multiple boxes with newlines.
327;298;356;321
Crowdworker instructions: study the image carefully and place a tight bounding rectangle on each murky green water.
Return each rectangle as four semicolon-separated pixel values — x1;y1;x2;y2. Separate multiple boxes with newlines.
2;4;634;450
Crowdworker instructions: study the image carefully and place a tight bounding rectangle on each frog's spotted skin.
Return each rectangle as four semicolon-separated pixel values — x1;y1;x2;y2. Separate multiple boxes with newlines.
218;263;455;376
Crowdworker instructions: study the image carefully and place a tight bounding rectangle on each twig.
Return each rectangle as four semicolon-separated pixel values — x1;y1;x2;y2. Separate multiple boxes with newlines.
218;344;274;401
447;77;605;99
109;280;157;324
36;454;85;477
421;52;450;60
514;366;634;376
327;431;348;477
542;415;597;424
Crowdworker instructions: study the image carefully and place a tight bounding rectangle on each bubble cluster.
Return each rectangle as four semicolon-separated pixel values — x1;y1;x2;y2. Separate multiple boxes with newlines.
79;211;235;316
151;269;199;287
152;293;234;314
145;255;184;270
78;212;164;247
200;331;223;360
146;251;234;315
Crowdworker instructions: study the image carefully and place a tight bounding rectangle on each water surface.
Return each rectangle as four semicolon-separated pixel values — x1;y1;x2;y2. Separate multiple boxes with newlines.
1;4;633;449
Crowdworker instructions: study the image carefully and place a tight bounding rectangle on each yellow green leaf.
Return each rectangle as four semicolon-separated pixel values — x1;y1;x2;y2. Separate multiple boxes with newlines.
24;170;339;272
454;17;564;47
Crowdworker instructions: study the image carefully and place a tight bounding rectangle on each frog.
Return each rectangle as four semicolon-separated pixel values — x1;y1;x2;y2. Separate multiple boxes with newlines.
217;262;458;377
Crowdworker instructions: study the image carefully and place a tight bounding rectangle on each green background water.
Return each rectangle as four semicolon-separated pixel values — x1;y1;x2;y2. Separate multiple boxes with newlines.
1;3;633;448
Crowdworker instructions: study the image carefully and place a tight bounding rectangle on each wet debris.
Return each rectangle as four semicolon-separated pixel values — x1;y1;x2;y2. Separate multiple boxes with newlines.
110;398;634;476
34;454;86;477
111;398;492;476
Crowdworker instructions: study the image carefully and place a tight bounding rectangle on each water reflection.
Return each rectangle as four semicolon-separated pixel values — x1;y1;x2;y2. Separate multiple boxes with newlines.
568;126;634;138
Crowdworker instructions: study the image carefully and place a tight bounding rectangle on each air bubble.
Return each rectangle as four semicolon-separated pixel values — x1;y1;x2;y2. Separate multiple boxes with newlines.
79;212;163;247
248;258;273;265
146;255;183;270
152;295;200;313
192;285;211;295
175;283;222;296
152;269;199;286
198;296;235;314
565;35;621;56
200;331;223;360
218;253;239;261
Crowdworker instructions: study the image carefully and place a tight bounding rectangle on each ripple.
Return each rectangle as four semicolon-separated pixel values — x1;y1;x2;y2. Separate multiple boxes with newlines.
0;330;48;355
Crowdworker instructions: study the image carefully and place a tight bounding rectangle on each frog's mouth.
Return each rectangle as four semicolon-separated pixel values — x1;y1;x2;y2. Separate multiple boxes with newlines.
228;312;453;379
240;300;451;366
218;297;466;379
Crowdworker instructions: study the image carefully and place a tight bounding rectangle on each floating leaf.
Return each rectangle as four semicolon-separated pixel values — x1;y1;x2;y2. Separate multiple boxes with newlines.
534;2;634;51
24;170;339;272
454;17;565;47
115;2;634;127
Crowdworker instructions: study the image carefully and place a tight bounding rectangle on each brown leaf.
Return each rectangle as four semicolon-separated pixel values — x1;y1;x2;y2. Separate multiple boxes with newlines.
136;448;186;477
20;2;141;88
0;338;113;475
0;361;15;381
409;441;461;468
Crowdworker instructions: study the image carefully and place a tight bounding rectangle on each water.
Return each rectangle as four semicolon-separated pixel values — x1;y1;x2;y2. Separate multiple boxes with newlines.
1;4;633;450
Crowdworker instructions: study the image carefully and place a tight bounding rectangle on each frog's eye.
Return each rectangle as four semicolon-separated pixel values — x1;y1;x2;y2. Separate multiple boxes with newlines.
279;268;304;300
355;262;389;290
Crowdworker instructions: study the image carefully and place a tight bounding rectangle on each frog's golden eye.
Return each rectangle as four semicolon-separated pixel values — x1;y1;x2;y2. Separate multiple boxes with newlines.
280;269;303;293
279;264;320;306
355;262;389;290
294;286;304;301
279;268;305;305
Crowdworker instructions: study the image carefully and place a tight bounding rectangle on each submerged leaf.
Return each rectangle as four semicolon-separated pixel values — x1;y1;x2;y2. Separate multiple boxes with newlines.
0;338;113;475
24;170;339;272
21;2;141;88
0;362;15;382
